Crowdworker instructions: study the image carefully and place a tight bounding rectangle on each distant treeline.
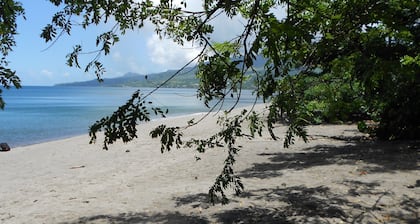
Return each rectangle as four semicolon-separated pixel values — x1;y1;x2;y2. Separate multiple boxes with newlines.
56;56;269;89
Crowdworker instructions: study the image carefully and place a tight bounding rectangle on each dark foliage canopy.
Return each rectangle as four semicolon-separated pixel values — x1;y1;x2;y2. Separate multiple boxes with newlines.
0;0;23;109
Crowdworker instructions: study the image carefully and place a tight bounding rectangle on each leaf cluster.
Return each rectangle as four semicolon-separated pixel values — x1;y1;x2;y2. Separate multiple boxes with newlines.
89;90;168;150
149;109;264;204
0;0;24;109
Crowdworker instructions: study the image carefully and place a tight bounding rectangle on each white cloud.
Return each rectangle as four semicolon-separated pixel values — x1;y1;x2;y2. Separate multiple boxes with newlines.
143;15;249;70
40;69;53;78
141;2;248;69
146;35;202;69
113;1;272;74
209;15;246;43
112;51;122;61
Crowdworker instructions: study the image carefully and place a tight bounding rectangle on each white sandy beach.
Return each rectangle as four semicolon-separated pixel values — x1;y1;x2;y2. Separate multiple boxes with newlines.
0;104;418;223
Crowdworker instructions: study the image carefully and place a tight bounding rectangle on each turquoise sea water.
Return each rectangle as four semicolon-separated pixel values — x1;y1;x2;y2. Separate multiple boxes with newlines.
0;86;258;147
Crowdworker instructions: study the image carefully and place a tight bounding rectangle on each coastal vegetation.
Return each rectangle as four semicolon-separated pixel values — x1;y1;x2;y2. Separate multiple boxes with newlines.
55;68;201;88
55;61;263;89
1;0;419;203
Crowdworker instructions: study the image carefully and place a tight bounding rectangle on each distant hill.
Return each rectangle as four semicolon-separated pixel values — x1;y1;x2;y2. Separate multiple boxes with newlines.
55;67;199;88
56;56;268;88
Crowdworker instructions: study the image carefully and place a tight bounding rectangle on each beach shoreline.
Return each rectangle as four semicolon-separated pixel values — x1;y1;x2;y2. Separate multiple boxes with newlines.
1;104;418;223
10;110;211;150
1;86;259;148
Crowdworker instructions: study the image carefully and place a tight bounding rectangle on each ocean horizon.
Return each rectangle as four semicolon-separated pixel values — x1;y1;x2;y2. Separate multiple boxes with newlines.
0;86;258;147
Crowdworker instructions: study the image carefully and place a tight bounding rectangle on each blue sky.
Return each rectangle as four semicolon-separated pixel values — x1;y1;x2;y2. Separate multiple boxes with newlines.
8;1;284;86
9;0;205;86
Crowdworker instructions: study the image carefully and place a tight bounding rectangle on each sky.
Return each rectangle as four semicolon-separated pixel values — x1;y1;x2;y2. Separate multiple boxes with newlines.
8;0;227;86
8;0;284;86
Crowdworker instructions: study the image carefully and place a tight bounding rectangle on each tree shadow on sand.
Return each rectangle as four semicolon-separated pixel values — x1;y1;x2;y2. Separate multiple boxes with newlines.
171;137;419;223
238;184;418;223
174;193;211;208
214;207;291;223
173;193;291;223
64;138;419;223
233;137;419;223
60;211;209;224
240;138;419;178
171;179;418;223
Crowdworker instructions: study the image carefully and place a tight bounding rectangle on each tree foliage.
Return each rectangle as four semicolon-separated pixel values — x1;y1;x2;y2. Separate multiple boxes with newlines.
2;0;419;203
0;0;23;109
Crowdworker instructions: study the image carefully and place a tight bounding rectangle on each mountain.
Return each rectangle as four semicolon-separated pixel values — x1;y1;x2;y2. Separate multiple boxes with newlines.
56;67;199;88
56;56;268;88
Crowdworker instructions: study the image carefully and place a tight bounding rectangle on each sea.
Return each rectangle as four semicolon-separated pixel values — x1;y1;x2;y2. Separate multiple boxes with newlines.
0;86;259;147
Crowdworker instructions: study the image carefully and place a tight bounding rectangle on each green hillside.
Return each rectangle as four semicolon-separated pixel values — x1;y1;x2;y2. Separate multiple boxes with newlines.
56;66;262;89
56;56;268;88
55;67;199;88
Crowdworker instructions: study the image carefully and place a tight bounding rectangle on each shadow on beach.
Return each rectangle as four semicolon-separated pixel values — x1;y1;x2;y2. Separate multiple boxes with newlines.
60;212;209;224
63;136;419;223
241;137;419;178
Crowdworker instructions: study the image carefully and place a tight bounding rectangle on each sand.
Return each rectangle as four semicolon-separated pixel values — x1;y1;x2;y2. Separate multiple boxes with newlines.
0;104;418;223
